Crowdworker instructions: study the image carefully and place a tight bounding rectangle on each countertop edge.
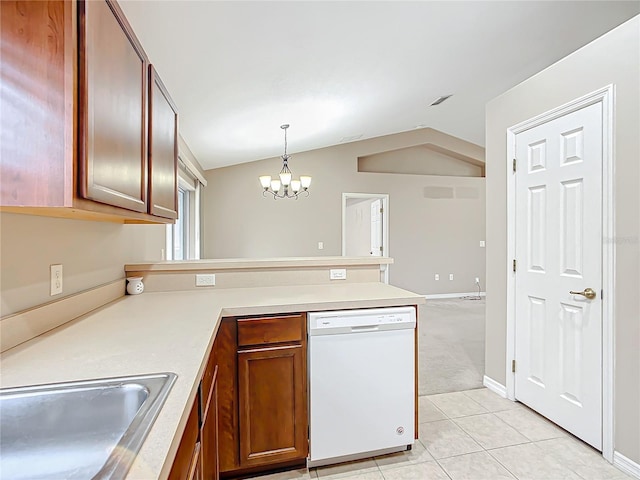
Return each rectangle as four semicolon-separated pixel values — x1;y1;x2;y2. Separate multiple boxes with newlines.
125;256;393;272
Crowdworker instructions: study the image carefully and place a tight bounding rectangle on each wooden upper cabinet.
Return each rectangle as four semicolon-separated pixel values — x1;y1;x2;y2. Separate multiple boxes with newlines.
0;0;178;224
148;65;178;219
0;0;75;207
78;0;148;213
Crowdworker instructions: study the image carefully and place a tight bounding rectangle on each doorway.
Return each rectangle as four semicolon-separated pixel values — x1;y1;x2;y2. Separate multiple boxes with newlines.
506;86;614;460
341;193;389;283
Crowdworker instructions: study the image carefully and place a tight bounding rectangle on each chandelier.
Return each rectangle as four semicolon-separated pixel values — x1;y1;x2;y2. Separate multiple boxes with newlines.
259;124;311;199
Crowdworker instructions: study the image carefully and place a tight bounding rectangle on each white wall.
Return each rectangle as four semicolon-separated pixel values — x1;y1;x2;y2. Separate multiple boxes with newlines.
485;16;639;464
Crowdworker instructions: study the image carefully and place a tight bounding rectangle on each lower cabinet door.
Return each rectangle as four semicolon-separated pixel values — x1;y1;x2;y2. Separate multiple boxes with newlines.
169;399;200;480
188;442;202;480
238;345;307;467
201;366;219;480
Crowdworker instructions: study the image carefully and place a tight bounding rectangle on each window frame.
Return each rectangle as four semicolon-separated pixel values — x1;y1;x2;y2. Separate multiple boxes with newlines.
166;159;201;260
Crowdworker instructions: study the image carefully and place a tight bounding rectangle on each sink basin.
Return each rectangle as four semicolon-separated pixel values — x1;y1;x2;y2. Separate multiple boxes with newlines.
0;372;177;480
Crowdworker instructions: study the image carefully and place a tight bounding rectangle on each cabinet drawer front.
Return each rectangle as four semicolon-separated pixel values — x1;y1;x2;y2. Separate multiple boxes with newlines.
237;315;303;347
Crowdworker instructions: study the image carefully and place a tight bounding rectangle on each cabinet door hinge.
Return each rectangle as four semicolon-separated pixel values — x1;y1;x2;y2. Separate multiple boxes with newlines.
513;158;517;173
513;259;517;272
380;207;383;214
379;246;383;252
512;359;516;373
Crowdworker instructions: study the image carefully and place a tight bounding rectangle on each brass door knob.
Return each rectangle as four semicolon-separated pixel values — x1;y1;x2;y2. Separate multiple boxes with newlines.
569;288;597;300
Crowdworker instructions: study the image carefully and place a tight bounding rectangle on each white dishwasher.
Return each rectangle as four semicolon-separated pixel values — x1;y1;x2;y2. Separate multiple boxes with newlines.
308;306;416;467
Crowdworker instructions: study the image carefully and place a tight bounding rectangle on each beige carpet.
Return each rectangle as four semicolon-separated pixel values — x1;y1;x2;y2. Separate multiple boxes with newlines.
418;297;486;396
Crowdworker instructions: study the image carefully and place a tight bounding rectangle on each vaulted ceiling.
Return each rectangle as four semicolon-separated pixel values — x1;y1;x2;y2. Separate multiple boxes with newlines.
119;1;639;170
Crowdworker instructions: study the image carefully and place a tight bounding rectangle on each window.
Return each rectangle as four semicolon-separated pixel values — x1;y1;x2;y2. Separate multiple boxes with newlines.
166;159;202;260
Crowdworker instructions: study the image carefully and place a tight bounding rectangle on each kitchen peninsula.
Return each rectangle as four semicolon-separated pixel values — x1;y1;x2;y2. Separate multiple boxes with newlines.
0;257;424;479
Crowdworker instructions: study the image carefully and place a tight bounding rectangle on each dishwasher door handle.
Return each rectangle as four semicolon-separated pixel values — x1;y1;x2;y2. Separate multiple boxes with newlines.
350;325;379;332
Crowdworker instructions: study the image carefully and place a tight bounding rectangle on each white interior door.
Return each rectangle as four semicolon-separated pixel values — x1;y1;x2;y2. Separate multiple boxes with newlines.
514;101;602;449
370;199;382;256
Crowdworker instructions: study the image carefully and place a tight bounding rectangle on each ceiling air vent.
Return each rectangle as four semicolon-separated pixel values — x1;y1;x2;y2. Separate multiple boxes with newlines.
340;134;363;143
430;95;453;106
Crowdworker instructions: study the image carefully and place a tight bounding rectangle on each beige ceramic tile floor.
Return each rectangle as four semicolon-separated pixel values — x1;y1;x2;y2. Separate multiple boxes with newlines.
246;388;631;480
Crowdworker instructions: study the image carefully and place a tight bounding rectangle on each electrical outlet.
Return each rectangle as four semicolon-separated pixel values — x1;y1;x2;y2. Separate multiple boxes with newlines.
479;240;486;248
475;277;480;284
50;264;63;296
330;269;347;280
434;274;439;281
318;241;324;250
449;274;454;281
195;274;216;287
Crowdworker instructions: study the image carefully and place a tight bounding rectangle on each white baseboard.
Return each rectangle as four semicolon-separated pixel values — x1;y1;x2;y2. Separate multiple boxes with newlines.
483;375;507;398
424;292;486;299
614;451;640;479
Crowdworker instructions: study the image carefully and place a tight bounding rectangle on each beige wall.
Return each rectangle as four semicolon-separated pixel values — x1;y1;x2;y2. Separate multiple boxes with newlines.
202;128;486;295
0;213;165;316
485;17;639;462
359;145;483;177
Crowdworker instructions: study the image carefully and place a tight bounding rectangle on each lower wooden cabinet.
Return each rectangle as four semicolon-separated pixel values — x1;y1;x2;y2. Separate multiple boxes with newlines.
238;345;307;466
217;314;308;477
188;442;202;480
170;353;219;480
169;399;201;480
201;366;219;480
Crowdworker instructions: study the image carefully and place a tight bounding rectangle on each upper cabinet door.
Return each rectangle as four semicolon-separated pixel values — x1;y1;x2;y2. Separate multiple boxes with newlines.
78;0;148;213
148;65;178;219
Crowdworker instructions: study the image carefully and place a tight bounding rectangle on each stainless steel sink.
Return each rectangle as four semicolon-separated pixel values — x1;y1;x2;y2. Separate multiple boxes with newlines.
0;372;177;480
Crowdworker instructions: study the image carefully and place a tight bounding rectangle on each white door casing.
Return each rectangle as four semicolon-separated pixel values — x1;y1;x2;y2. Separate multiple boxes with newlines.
514;101;602;449
342;193;390;283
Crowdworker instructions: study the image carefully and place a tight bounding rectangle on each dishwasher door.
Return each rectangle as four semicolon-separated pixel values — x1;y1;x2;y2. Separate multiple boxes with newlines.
308;307;415;466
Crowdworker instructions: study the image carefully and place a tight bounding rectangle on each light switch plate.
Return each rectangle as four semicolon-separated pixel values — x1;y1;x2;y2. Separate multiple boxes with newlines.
330;269;347;280
479;240;486;247
196;274;216;287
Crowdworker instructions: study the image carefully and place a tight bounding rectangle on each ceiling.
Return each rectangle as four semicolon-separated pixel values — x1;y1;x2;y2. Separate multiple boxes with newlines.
119;1;639;170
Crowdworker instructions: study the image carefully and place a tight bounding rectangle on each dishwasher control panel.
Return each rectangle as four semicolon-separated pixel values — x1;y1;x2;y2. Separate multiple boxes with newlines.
308;307;416;335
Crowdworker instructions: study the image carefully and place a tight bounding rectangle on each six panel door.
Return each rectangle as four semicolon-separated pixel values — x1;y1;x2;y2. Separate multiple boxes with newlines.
514;101;603;449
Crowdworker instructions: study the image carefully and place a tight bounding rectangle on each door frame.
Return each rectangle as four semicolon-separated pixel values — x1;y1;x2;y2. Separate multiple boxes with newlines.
341;193;390;283
505;85;615;462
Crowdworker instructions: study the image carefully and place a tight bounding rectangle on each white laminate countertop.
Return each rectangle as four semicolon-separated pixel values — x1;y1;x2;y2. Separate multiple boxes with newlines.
0;282;424;480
